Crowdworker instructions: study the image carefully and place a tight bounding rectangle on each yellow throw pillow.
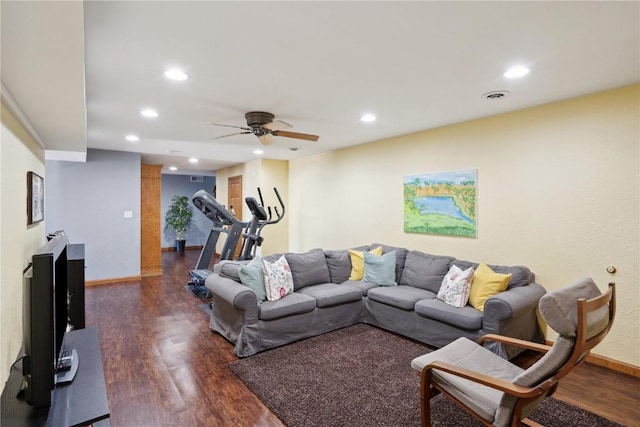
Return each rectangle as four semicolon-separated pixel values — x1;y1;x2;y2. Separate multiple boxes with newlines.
469;263;512;312
348;246;382;280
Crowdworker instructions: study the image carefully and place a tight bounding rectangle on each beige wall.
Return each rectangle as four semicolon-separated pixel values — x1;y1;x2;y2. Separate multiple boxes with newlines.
0;101;47;386
215;159;289;256
289;85;639;366
259;159;289;255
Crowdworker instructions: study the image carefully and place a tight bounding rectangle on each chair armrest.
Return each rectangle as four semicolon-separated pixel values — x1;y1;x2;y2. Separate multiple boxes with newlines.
205;273;257;310
422;360;550;399
477;334;552;353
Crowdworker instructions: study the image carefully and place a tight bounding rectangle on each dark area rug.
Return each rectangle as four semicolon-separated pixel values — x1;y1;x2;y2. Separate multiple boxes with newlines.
229;324;623;427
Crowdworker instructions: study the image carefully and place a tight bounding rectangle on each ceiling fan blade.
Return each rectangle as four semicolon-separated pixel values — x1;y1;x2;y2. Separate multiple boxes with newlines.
209;131;252;140
272;130;319;142
207;122;251;131
262;120;292;131
258;134;275;146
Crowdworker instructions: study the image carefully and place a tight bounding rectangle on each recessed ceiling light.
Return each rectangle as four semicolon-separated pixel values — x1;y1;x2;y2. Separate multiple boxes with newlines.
169;166;177;171
360;113;377;123
164;68;188;81
503;66;530;79
189;157;198;163
253;149;264;155
140;108;158;118
125;134;139;142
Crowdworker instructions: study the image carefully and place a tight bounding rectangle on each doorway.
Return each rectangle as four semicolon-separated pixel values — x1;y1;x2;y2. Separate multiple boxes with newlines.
228;175;243;258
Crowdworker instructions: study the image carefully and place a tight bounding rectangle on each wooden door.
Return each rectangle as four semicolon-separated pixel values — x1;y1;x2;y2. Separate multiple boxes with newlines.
228;175;243;258
141;164;163;276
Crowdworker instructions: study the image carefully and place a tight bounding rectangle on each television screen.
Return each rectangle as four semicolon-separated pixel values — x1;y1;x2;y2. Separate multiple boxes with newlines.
23;232;69;408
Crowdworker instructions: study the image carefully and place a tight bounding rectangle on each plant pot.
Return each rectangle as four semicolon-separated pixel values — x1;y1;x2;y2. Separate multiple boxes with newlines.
175;239;186;252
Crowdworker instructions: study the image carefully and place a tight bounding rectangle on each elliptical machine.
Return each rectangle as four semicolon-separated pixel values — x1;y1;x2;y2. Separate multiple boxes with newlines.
186;187;285;298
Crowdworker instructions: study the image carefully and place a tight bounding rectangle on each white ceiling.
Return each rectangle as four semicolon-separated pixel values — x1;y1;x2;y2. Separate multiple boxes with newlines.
2;1;639;175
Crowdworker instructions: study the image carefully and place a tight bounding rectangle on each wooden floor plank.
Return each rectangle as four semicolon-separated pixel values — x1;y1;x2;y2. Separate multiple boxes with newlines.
86;250;639;426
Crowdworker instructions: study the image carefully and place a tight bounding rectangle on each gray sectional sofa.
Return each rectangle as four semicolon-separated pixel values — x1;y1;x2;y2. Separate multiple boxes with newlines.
204;243;546;359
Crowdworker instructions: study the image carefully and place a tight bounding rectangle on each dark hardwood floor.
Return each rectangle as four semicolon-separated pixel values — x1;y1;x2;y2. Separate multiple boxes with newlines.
86;250;639;426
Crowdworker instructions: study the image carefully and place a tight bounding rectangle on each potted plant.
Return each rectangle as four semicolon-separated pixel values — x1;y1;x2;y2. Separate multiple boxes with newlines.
164;195;194;252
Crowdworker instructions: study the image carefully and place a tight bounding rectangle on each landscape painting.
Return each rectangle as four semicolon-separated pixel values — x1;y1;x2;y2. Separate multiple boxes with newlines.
404;170;477;237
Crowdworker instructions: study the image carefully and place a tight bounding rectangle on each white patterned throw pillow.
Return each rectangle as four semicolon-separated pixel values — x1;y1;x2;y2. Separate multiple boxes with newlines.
262;255;294;301
436;265;474;308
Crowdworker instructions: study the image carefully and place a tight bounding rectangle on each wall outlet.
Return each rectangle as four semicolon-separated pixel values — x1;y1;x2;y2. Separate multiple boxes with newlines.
124;211;133;218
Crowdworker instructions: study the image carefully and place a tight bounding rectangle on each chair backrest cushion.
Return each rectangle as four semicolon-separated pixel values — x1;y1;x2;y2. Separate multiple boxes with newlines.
496;335;575;426
538;277;609;338
513;335;575;387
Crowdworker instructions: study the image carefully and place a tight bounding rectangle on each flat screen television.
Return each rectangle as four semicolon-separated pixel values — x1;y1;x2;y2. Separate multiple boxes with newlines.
22;231;77;408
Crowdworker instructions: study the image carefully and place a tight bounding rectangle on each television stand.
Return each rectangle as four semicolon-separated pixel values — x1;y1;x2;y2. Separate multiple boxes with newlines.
1;327;110;426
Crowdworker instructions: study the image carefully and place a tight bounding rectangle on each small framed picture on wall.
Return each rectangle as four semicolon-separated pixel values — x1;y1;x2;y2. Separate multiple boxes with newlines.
27;171;44;225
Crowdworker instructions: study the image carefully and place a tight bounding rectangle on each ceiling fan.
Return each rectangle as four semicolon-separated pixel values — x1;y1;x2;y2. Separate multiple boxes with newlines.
208;111;319;146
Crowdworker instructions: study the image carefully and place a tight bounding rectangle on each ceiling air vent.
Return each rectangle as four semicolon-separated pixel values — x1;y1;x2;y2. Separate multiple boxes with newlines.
190;176;204;183
481;90;510;100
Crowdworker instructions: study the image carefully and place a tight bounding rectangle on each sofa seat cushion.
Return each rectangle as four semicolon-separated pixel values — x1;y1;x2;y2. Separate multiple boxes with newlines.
258;293;317;320
341;280;379;296
415;298;483;330
299;283;363;308
368;285;436;311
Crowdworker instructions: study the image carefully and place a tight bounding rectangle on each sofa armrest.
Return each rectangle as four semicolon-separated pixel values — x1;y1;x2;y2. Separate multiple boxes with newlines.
205;273;257;311
482;283;546;331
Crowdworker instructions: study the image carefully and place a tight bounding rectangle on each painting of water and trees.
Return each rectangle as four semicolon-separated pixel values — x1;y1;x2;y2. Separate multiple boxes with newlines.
404;170;477;237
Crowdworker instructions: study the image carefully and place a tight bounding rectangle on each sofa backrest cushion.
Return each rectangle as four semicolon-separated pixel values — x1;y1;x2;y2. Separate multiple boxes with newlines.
370;243;409;284
285;248;331;291
324;245;370;284
400;251;454;292
453;260;532;289
215;260;249;282
324;249;351;284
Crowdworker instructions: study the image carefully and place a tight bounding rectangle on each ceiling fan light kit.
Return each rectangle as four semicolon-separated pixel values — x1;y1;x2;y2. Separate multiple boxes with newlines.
208;111;319;145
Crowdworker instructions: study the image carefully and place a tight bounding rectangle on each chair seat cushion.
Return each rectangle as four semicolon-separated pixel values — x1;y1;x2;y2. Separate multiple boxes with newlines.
411;337;524;424
414;298;483;330
298;283;363;308
367;285;435;310
258;292;317;320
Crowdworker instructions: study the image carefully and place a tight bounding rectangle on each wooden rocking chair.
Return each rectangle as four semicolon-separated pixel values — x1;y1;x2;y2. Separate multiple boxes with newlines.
411;279;615;427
